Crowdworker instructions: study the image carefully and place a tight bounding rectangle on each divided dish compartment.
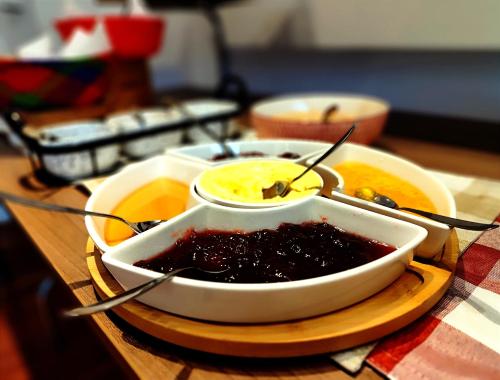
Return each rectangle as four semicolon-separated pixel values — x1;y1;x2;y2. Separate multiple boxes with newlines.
192;158;345;209
85;155;209;252
166;139;332;166
102;197;427;323
317;143;456;258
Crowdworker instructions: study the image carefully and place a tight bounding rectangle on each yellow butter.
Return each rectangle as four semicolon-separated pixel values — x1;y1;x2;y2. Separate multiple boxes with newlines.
199;160;322;203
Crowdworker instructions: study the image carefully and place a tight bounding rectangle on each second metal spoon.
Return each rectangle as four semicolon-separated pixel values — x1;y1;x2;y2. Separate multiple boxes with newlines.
0;191;164;234
64;266;228;317
354;187;498;231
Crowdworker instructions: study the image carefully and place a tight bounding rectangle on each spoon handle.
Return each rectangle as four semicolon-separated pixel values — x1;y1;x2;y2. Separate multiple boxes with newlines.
398;207;499;231
293;125;355;183
0;190;129;226
64;267;192;317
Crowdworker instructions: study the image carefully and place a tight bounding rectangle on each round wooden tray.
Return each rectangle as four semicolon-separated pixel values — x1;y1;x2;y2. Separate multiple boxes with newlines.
86;232;458;358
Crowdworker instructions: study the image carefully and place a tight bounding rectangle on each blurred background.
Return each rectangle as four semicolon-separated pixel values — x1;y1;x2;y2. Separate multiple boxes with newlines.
1;1;499;379
0;0;499;121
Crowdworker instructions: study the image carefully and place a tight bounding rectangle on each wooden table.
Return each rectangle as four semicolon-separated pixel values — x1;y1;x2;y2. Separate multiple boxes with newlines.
0;135;499;380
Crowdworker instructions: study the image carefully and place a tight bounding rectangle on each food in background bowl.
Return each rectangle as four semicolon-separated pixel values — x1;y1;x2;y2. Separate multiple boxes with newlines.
251;93;389;145
274;109;354;123
196;160;324;207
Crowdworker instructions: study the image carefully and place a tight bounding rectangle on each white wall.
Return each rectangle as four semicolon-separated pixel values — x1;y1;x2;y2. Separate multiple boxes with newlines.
308;0;500;49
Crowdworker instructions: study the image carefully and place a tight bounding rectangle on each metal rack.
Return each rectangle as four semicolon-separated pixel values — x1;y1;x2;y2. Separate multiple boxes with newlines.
2;106;241;186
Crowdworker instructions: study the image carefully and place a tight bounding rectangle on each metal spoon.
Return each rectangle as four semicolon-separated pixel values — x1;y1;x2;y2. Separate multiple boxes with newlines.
64;266;228;317
0;191;164;234
262;125;355;199
354;187;499;231
322;104;339;123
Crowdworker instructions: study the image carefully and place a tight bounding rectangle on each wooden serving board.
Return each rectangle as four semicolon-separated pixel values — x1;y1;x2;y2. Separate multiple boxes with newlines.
86;232;458;358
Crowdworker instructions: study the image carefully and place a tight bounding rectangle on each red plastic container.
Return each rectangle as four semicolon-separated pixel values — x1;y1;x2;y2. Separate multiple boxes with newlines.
55;16;97;41
104;16;164;58
54;15;165;58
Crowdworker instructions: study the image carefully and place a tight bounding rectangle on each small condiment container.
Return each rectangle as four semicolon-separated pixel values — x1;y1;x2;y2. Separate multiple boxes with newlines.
38;120;120;180
194;159;329;208
106;108;183;158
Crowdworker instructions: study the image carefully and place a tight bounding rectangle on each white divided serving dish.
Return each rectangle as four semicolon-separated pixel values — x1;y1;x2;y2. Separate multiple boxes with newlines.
85;155;208;252
166;139;331;166
318;143;456;258
102;197;427;323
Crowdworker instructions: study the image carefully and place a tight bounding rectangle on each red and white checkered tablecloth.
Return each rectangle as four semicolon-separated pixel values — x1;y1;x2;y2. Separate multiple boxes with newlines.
367;214;500;379
330;171;500;378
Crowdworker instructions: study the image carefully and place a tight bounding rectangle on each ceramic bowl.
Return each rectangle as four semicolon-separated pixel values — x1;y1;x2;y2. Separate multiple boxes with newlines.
106;108;184;158
251;93;389;145
85;155;208;252
194;159;328;209
39;120;120;180
101;197;427;323
180;99;239;144
319;143;456;258
166;139;332;166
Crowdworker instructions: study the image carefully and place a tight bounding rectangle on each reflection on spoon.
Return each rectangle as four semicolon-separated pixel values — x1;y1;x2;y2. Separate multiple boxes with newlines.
354;187;498;231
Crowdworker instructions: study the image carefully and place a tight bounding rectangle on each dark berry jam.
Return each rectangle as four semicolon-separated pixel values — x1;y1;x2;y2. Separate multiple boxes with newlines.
210;151;300;161
134;222;395;284
277;152;301;159
211;151;265;161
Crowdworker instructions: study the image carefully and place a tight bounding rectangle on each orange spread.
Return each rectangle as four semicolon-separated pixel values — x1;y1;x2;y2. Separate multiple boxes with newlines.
104;178;189;245
333;161;437;213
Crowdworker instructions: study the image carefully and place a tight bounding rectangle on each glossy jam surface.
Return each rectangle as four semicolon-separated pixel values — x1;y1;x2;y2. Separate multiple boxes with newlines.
334;161;437;213
210;151;301;161
104;178;189;246
134;222;395;283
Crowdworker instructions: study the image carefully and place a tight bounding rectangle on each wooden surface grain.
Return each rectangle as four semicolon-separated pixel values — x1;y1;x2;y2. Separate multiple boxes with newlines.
0;137;498;379
378;136;500;180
